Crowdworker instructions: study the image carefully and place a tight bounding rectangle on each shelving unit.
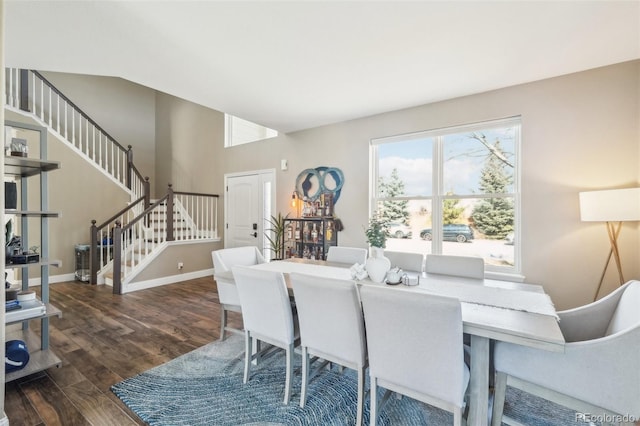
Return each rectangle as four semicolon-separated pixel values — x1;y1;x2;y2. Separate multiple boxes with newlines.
4;121;62;382
282;217;338;261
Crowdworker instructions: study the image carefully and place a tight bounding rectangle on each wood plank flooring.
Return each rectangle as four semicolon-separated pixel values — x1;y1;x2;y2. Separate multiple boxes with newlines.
4;276;241;425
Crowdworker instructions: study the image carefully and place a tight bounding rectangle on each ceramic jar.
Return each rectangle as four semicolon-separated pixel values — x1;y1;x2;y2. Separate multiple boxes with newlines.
366;247;391;283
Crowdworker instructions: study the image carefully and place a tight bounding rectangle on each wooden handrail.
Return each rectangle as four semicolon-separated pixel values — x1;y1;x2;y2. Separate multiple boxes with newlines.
15;69;147;199
174;190;220;198
93;196;146;233
31;70;129;153
89;195;146;284
121;194;170;233
94;184;220;292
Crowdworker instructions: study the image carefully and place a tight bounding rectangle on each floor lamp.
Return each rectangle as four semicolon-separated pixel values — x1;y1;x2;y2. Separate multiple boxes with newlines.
579;187;640;301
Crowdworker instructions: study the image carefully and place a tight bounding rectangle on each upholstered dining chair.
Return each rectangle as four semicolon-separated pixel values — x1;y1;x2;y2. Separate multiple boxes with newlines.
289;272;368;425
360;285;469;426
212;246;265;340
232;265;298;405
326;246;368;265
425;254;484;279
383;250;424;273
491;280;640;426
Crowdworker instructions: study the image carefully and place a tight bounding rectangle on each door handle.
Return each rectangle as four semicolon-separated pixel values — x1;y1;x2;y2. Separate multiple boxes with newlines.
250;232;257;238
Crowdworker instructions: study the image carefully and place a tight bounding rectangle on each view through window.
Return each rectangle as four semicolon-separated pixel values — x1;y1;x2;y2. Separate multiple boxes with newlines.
225;114;278;147
371;117;520;273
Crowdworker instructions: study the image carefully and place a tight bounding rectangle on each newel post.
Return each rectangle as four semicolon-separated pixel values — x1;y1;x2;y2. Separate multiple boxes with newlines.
89;220;98;284
143;177;151;209
166;184;175;242
19;69;29;112
113;221;122;294
126;145;133;189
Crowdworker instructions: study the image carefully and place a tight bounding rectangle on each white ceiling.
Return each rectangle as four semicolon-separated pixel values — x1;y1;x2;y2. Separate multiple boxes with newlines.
4;1;640;133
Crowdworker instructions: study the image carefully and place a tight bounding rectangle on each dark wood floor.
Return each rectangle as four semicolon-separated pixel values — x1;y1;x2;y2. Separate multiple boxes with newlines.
4;276;241;426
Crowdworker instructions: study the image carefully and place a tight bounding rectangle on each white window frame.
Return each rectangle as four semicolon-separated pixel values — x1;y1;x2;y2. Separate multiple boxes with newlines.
224;114;278;147
370;117;522;278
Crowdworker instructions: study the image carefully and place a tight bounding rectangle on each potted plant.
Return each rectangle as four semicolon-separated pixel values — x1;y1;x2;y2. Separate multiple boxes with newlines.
364;212;388;252
266;212;288;260
364;212;391;282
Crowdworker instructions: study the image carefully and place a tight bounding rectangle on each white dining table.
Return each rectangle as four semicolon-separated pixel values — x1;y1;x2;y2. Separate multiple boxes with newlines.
242;258;565;426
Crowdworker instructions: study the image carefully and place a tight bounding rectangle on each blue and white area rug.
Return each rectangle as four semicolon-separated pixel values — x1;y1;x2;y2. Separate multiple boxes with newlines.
111;335;585;425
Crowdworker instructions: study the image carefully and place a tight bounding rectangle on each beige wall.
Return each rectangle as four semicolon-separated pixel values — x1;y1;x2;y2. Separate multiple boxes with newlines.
5;110;131;278
154;92;225;194
48;131;131;275
156;61;639;310
154;92;226;238
130;241;217;284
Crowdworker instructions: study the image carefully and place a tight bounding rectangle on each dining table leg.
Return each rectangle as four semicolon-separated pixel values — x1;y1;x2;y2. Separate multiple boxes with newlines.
468;334;490;426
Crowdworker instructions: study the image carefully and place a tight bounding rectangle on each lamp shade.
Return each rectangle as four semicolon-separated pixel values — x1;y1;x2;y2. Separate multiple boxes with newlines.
579;188;640;222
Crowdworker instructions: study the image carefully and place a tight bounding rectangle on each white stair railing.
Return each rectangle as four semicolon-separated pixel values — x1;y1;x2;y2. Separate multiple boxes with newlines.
4;68;147;201
111;187;219;293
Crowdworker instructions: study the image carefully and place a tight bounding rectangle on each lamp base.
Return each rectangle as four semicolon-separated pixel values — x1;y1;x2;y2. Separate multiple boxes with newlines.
593;221;624;301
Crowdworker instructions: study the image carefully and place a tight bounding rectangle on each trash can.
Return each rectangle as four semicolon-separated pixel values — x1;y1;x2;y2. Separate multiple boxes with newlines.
75;244;90;283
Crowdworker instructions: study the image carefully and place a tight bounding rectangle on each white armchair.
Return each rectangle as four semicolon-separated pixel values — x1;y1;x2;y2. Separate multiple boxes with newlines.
290;273;367;425
326;246;368;265
491;280;640;425
212;246;265;340
232;265;298;405
360;286;469;426
383;250;424;273
425;254;484;279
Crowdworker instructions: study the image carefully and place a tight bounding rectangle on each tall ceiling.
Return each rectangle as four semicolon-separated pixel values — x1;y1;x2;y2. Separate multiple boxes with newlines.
5;1;640;133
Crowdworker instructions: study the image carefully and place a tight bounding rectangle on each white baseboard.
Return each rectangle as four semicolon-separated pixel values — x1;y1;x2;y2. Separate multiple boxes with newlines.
0;412;9;426
15;273;77;288
123;268;214;293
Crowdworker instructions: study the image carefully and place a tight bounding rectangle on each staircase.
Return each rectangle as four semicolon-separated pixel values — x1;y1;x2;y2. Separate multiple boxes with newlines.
5;68;219;293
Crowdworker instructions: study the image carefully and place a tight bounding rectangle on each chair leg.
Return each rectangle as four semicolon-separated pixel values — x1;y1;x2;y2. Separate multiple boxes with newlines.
370;376;378;426
300;346;309;408
219;308;227;341
252;337;261;365
284;343;293;405
356;366;365;426
491;372;507;426
243;331;252;384
453;407;464;426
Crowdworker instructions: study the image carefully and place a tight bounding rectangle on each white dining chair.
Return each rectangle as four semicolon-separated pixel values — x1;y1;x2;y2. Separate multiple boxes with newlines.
289;272;367;425
326;246;368;265
212;246;265;340
231;265;298;405
360;285;469;426
491;280;640;425
383;250;424;273
425;254;484;279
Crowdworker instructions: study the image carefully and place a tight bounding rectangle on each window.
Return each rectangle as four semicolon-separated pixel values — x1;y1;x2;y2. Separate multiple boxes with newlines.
370;117;520;275
224;114;278;147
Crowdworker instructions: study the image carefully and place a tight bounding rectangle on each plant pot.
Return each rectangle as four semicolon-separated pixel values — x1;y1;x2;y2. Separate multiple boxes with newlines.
365;247;390;283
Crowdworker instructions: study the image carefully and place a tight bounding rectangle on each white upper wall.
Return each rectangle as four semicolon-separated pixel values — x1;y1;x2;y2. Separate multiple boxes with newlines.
5;1;639;133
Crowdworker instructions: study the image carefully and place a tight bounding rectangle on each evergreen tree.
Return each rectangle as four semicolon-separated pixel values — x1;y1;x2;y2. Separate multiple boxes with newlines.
378;168;409;224
443;195;465;224
471;141;514;239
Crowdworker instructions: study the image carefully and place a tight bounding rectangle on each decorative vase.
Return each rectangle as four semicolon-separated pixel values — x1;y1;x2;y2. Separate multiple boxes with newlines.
366;247;391;283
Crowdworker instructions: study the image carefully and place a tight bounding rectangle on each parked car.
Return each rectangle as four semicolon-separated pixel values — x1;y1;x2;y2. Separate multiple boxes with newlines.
387;222;412;239
505;232;514;245
420;224;474;243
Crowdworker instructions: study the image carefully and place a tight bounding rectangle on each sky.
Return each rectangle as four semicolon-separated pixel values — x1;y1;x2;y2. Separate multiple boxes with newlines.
377;126;516;196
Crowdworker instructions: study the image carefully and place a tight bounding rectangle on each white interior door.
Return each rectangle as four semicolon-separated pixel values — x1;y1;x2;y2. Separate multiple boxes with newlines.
224;170;275;257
